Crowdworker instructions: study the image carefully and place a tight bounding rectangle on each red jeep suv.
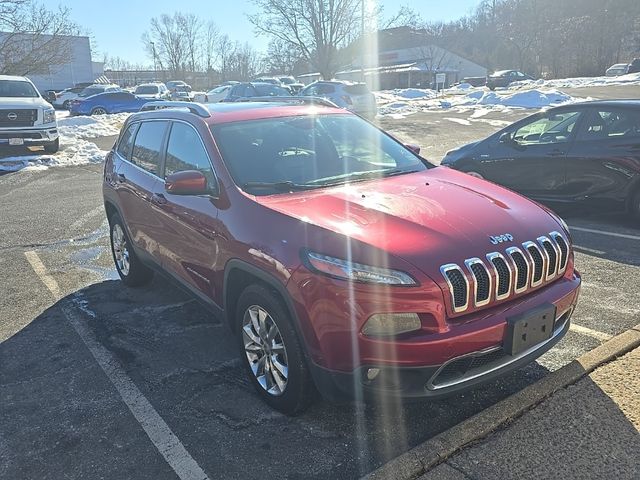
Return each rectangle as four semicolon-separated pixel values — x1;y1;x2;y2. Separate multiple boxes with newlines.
103;100;581;414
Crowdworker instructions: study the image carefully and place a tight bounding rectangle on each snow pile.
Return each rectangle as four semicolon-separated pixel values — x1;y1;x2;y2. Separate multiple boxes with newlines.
57;113;130;139
376;87;575;117
0;137;107;172
510;72;640;90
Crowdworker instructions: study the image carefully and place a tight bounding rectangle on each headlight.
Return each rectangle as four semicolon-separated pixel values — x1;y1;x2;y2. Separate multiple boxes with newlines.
43;108;56;124
362;313;422;336
305;251;417;285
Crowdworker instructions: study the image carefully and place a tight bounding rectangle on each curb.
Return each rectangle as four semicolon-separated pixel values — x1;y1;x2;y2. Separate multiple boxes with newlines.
363;323;640;480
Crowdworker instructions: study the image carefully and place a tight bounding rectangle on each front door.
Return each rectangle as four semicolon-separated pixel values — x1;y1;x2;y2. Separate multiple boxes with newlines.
151;121;222;300
480;109;583;200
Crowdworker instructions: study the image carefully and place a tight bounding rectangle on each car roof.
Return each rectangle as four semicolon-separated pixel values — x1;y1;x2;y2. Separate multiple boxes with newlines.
312;80;362;86
0;74;31;82
565;99;640;107
130;102;348;125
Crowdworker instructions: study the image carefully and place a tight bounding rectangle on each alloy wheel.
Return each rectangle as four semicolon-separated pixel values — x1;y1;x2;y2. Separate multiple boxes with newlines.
111;224;130;276
242;305;289;396
93;107;107;115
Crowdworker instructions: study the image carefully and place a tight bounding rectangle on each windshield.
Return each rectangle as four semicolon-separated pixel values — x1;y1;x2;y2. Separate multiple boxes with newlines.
135;85;158;94
255;84;288;96
0;80;39;98
344;84;369;95
212;114;429;195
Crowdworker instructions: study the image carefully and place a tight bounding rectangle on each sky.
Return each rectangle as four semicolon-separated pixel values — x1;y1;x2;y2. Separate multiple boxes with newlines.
40;0;482;65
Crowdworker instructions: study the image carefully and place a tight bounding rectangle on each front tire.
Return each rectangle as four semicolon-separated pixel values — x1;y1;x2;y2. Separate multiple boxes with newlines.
237;284;314;415
109;213;153;286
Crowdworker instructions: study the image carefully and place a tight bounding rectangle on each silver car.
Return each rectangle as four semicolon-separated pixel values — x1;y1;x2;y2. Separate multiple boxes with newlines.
298;81;377;119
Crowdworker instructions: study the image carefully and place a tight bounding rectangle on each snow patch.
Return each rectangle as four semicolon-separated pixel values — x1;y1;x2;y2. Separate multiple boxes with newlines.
0;137;107;172
444;117;472;126
58;113;130;139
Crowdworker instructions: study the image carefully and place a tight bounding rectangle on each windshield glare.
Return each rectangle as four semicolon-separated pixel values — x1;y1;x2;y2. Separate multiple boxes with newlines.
0;80;39;98
212;114;428;195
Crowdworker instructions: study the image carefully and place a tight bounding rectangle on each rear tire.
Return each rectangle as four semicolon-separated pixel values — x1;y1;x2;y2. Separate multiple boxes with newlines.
63;100;71;110
236;284;314;415
91;107;108;115
43;138;59;153
109;213;153;287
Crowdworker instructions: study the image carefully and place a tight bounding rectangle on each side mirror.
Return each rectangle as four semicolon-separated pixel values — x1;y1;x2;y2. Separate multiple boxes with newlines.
405;143;421;155
165;170;214;196
499;131;514;144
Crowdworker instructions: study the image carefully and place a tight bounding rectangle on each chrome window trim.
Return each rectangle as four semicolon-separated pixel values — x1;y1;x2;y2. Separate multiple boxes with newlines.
440;263;469;313
464;257;492;307
505;246;530;294
523;241;545;288
486;252;512;300
550;231;569;273
426;308;572;391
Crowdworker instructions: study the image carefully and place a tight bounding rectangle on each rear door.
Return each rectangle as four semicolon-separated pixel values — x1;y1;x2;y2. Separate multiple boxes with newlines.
479;109;583;200
114;120;169;264
151;121;222;299
564;106;640;206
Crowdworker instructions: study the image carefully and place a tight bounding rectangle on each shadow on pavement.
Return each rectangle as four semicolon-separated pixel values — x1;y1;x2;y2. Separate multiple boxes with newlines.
0;277;561;480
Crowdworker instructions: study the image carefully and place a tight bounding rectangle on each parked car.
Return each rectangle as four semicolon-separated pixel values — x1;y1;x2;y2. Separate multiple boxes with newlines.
51;86;85;110
298;80;377;119
197;84;233;103
169;85;195;102
278;76;305;94
69;91;161;116
627;58;640;74
166;80;191;92
103;99;580;413
78;83;121;98
0;75;59;152
605;63;630;77
441;100;640;219
134;83;170;100
212;82;290;102
459;76;487;87
486;70;534;90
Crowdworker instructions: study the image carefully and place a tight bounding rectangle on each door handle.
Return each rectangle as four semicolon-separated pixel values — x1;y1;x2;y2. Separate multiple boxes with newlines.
151;193;167;205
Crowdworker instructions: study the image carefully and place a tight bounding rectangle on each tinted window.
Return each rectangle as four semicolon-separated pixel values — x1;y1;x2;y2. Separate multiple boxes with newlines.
212;115;427;195
110;92;134;101
135;85;159;94
131;121;168;175
317;84;336;94
165;123;215;188
117;123;138;160
344;84;370;95
579;108;640;140
513;111;581;145
254;84;288;96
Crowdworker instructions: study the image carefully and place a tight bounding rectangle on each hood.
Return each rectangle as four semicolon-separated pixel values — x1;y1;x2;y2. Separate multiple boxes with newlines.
441;140;482;164
254;167;562;278
0;96;48;109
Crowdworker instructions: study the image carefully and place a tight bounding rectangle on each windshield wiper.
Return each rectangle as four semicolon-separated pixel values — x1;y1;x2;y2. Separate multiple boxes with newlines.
315;168;422;186
242;181;319;192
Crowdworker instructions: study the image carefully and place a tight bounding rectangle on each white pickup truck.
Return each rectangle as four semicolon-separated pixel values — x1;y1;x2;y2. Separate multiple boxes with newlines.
0;75;59;153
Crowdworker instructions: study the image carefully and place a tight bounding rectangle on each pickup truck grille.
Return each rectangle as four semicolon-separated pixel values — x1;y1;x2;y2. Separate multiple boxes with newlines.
0;109;37;128
440;231;569;314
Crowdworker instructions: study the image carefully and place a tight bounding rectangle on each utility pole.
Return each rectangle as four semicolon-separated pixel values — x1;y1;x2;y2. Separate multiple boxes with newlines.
150;41;157;80
361;0;366;83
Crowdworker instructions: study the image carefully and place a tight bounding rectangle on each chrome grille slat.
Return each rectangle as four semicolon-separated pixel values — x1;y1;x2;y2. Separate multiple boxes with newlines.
440;231;571;314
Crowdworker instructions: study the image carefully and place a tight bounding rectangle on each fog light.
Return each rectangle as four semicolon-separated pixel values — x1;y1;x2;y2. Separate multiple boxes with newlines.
362;313;421;336
366;368;381;381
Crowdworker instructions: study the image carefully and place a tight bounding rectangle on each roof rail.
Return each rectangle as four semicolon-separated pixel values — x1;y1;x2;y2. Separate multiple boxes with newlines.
234;96;338;108
140;101;211;118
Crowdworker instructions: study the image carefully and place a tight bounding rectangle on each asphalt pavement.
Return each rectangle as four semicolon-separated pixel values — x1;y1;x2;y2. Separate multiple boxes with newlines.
1;83;639;480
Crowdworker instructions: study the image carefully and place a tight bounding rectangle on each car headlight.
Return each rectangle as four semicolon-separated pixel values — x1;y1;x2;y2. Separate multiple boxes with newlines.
304;251;417;285
43;108;56;124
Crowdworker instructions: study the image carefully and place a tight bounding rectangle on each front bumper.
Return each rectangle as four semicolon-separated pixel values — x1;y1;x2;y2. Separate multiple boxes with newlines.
0;125;59;146
311;306;574;402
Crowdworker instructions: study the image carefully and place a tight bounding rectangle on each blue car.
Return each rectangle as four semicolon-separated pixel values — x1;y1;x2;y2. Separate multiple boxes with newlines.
69;91;161;116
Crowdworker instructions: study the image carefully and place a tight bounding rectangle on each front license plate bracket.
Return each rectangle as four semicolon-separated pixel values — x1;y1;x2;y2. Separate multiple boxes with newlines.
504;303;556;356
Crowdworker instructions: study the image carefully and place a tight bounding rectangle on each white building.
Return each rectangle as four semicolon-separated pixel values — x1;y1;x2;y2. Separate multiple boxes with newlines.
0;33;103;92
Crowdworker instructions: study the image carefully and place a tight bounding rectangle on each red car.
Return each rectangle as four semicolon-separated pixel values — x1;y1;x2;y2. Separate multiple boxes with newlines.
103;100;581;414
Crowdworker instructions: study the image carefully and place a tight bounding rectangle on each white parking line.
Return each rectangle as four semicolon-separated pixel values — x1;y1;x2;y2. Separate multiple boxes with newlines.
67;205;105;233
569;323;613;342
24;250;210;480
569;226;640;241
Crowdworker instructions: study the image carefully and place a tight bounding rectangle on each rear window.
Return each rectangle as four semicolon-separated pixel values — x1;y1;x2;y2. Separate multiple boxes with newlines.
0;80;39;98
117;123;138;160
255;85;289;96
131;121;168;176
135;86;159;94
344;84;370;95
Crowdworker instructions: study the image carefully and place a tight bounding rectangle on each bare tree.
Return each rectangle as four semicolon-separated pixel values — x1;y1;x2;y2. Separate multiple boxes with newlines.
248;0;363;79
0;1;83;76
265;38;303;75
142;13;188;74
203;21;219;73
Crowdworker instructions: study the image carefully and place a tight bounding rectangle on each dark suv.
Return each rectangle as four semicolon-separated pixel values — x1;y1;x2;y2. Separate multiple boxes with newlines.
103;100;581;414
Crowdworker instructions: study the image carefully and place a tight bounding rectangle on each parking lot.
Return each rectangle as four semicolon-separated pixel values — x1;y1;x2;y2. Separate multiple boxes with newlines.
1;87;639;479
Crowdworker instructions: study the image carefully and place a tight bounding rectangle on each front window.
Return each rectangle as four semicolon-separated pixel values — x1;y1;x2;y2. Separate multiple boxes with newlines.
0;80;39;98
135;86;159;95
512;111;581;145
212;114;429;195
